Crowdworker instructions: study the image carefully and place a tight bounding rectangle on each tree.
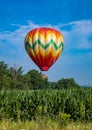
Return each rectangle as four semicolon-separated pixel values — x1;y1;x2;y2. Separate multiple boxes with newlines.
0;61;9;89
25;70;49;89
9;64;23;80
49;82;60;89
57;78;80;89
0;60;81;90
8;64;24;89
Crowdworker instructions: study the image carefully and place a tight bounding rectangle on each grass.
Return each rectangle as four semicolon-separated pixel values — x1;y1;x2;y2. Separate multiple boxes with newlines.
0;119;92;130
0;88;92;130
0;88;92;122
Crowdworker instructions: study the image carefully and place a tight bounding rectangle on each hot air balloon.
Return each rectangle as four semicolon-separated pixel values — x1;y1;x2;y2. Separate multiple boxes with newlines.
24;28;64;71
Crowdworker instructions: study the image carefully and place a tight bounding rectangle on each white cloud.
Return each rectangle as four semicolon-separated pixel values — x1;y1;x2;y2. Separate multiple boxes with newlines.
60;20;92;50
0;20;92;55
0;20;92;84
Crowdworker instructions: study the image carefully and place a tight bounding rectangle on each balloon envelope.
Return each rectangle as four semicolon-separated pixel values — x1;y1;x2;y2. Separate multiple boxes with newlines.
24;28;64;71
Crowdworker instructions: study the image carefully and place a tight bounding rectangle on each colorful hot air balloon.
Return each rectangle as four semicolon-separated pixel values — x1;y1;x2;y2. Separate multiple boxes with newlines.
24;28;64;71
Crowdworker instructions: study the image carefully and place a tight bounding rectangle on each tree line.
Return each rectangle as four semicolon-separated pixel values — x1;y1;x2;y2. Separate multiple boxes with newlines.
0;61;80;90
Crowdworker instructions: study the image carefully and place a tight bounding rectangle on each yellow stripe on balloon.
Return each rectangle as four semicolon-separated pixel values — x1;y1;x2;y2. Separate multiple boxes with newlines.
33;45;61;57
38;33;45;45
27;35;32;45
34;42;40;55
26;45;35;57
32;32;39;43
46;32;56;41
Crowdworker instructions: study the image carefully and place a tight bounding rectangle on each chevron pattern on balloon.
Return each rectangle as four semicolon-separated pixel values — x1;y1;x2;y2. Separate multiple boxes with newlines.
24;28;64;71
25;32;64;56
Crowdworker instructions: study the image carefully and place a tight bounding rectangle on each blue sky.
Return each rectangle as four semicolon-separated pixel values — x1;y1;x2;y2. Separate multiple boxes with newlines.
0;0;92;86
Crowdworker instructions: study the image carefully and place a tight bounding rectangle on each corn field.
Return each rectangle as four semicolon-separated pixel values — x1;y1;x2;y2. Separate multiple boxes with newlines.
0;88;92;122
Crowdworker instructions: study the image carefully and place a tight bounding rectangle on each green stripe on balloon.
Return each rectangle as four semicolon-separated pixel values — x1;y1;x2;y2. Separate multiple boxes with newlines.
25;39;64;51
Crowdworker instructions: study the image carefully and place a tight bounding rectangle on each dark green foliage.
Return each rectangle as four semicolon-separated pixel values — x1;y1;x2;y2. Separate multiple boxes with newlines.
0;88;92;122
0;61;9;89
57;78;80;89
0;61;80;90
25;70;49;89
